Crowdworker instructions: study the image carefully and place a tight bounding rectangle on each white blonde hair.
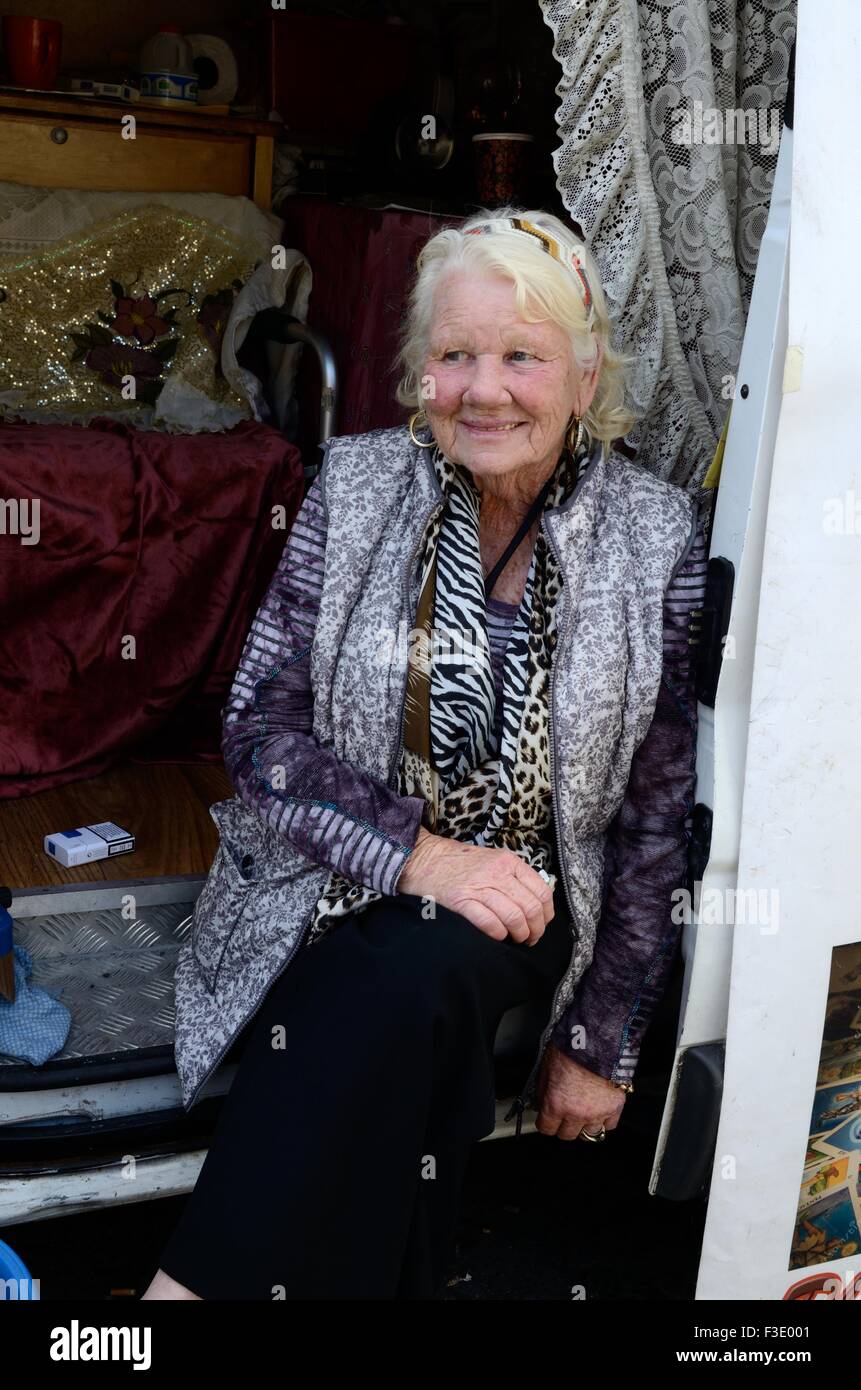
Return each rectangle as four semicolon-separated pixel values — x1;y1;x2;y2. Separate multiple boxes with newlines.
394;205;636;451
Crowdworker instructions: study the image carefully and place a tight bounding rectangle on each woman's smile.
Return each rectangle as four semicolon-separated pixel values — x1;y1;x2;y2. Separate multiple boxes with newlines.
459;419;526;434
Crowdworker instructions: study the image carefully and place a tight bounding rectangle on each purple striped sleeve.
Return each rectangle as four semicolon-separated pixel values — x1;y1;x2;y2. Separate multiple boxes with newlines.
550;507;709;1084
222;472;427;895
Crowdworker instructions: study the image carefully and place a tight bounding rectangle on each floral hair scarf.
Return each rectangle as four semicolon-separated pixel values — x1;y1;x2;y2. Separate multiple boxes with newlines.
304;436;591;945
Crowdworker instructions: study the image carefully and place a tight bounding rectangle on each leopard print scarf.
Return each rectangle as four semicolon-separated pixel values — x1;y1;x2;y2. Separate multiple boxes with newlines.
304;438;589;944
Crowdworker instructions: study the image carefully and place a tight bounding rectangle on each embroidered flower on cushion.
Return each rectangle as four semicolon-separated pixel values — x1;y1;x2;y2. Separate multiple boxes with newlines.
83;342;163;388
110;294;170;345
68;276;182;405
83;339;177;406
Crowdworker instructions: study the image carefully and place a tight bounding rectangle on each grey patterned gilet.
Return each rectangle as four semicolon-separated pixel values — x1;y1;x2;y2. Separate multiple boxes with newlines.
172;424;695;1114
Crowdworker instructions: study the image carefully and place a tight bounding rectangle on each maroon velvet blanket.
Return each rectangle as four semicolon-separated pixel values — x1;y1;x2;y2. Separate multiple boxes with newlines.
0;417;304;798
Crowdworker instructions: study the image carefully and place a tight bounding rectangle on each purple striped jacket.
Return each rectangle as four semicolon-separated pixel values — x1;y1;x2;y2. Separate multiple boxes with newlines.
222;472;708;1084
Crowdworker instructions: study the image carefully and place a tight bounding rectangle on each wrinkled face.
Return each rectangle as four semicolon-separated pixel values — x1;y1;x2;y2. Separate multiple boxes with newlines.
421;269;600;482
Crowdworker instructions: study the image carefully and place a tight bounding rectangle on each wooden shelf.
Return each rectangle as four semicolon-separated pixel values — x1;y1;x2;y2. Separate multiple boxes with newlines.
0;89;281;138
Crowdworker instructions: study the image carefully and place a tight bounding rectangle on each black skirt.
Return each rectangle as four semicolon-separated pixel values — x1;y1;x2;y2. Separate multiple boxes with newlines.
158;872;573;1300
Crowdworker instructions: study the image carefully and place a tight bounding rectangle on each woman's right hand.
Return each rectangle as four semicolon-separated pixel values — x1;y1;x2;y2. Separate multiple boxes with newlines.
396;827;555;945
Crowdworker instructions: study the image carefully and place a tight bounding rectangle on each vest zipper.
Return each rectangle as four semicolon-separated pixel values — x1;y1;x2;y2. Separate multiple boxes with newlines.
503;512;581;1137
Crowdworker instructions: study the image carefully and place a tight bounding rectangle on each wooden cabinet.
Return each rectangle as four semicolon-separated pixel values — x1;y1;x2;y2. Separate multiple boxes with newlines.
0;92;278;209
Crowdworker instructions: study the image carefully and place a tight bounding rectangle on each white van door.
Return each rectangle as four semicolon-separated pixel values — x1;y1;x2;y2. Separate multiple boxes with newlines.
655;4;861;1300
649;100;792;1207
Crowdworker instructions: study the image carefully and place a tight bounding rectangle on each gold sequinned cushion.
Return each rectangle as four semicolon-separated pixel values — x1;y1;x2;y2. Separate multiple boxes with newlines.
0;204;266;429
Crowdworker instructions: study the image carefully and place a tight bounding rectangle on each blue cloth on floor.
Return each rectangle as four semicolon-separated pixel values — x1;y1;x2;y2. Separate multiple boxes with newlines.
0;944;71;1065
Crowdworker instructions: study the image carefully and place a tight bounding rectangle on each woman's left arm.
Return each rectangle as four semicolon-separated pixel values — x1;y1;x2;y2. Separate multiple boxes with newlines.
547;505;709;1088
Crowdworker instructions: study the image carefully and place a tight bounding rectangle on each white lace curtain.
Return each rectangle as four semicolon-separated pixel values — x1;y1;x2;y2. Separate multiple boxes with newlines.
539;0;797;494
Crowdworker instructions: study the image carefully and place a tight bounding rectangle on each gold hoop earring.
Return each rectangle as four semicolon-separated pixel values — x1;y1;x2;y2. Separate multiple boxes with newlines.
408;410;436;448
566;414;584;454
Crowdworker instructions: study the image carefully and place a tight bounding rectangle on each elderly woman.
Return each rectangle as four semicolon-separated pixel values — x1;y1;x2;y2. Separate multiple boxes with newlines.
143;208;707;1301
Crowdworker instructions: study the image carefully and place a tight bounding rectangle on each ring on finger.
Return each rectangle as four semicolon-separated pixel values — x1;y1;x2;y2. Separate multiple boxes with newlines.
578;1124;607;1142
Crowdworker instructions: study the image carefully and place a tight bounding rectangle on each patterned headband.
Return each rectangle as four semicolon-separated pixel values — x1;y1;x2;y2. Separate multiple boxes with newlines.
463;216;593;312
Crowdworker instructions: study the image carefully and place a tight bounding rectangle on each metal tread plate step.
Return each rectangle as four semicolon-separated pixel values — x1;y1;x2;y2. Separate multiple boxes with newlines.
1;885;197;1066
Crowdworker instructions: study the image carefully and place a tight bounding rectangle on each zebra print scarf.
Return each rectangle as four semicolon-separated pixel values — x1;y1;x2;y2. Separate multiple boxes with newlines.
400;439;586;872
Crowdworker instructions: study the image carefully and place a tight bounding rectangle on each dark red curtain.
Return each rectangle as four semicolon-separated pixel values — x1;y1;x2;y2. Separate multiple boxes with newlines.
0;417;304;798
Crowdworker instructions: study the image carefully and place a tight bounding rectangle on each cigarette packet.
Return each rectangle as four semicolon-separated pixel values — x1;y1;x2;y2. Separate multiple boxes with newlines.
44;822;136;868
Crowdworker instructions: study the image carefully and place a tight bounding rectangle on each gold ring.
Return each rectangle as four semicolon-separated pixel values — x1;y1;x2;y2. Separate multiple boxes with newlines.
578;1124;606;1142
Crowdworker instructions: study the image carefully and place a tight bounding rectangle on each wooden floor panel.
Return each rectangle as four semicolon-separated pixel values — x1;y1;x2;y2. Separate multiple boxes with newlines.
0;761;233;890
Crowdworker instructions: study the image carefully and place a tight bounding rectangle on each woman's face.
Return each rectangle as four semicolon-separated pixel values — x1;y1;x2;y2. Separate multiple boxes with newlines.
421;269;600;483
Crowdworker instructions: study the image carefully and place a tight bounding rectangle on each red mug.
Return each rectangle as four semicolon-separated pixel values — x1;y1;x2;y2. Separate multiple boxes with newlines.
2;15;63;90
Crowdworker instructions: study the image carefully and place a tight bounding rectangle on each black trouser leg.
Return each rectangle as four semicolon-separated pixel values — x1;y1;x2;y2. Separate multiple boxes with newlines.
159;886;572;1299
